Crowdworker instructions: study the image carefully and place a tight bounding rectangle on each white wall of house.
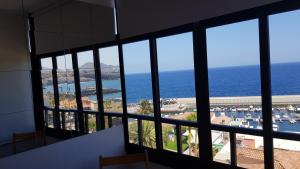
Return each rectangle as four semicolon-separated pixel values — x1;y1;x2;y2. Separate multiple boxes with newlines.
117;0;283;38
0;11;34;144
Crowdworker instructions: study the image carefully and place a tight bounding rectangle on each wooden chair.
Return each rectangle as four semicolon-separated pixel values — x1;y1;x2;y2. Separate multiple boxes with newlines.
99;150;149;169
12;129;46;154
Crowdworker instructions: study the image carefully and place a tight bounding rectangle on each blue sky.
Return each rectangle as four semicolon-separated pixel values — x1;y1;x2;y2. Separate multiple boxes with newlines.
42;9;300;74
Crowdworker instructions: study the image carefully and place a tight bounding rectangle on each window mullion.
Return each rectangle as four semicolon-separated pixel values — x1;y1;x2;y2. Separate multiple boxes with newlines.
193;25;213;165
149;38;163;150
259;16;274;169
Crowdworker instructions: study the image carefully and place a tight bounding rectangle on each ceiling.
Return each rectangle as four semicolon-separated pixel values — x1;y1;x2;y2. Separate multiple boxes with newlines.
0;0;114;14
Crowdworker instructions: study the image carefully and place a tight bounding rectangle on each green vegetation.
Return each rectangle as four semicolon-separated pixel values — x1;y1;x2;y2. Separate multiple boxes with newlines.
184;112;199;156
137;100;153;115
128;120;156;148
185;112;197;121
212;144;224;157
88;116;96;132
164;139;189;152
44;92;55;107
104;99;123;112
104;99;113;112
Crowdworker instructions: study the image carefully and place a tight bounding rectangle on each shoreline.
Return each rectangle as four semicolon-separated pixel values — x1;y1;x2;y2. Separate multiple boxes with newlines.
174;95;300;106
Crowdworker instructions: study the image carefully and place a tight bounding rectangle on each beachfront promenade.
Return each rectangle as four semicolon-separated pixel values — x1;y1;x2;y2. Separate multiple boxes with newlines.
177;95;300;106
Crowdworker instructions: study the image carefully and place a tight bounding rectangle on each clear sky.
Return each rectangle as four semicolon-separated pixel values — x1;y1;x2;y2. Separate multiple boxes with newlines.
42;9;300;73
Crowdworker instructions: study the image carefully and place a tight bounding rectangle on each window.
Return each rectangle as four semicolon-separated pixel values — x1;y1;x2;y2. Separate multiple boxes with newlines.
207;20;262;129
181;126;199;157
41;58;55;108
128;118;138;144
212;130;230;164
269;9;300;169
157;33;196;121
123;41;154;116
269;10;300;134
236;134;264;169
56;55;76;110
162;123;177;152
77;51;98;111
99;46;123;113
273;139;300;169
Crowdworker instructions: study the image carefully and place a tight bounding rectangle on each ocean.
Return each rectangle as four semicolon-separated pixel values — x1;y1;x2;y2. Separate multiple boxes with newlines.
125;62;300;103
49;62;300;103
45;62;300;132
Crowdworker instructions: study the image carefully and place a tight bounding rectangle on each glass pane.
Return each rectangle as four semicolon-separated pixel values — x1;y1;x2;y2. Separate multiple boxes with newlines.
60;112;75;130
41;58;55;108
44;110;54;128
162;123;177;152
128;118;138;144
99;46;123;113
181;126;199;157
111;117;122;127
77;51;98;111
157;33;196;121
269;10;300;133
142;120;156;148
273;138;300;168
104;116;122;128
236;134;264;169
87;114;96;133
207;20;262;129
212;130;230;164
123;41;154;116
56;55;77;109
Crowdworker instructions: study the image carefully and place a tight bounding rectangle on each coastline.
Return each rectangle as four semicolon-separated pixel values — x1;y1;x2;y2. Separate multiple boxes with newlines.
175;95;300;106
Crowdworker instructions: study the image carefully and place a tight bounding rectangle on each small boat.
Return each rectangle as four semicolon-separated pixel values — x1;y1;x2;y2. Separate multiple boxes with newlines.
245;113;252;120
290;119;296;124
273;124;279;131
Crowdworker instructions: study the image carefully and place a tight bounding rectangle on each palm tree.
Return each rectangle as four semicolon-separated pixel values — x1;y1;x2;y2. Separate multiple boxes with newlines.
104;99;112;112
185;113;199;156
142;121;156;148
137;100;153;115
162;125;174;148
128;120;156;148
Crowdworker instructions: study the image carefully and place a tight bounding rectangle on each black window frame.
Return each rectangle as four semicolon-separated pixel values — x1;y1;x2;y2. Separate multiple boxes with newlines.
30;1;300;169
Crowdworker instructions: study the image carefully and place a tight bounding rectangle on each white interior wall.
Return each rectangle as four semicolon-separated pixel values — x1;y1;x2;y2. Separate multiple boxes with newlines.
34;1;115;54
0;126;170;169
0;11;34;144
117;0;283;38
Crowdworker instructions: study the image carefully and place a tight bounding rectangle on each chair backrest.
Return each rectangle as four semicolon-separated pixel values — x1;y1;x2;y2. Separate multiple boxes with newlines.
99;150;149;169
12;129;46;154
